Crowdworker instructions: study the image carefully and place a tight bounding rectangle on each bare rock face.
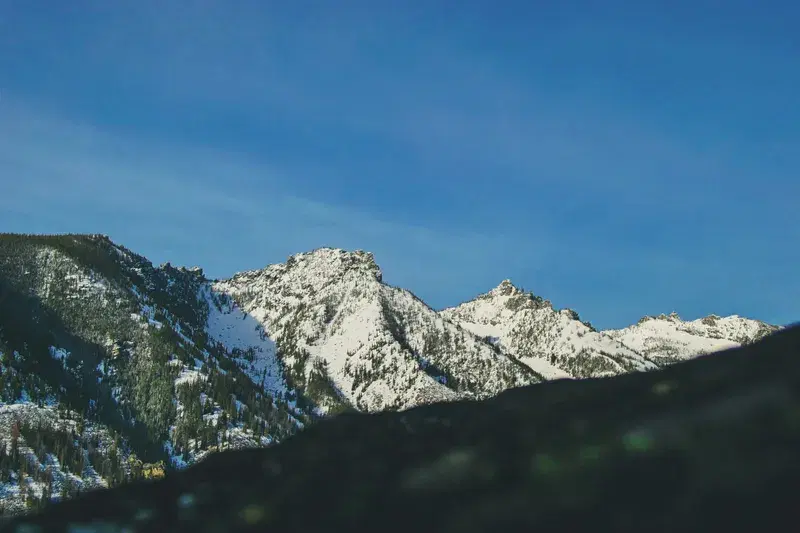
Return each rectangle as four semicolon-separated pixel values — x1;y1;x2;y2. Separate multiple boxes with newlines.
4;325;799;533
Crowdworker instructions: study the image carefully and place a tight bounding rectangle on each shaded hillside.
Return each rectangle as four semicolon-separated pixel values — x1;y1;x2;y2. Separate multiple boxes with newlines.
0;234;304;513
5;325;797;532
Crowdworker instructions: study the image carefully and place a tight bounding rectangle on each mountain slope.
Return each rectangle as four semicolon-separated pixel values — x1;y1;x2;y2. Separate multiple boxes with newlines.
0;402;130;515
214;248;540;413
441;280;659;378
9;325;799;533
0;236;541;512
604;312;782;364
0;234;304;512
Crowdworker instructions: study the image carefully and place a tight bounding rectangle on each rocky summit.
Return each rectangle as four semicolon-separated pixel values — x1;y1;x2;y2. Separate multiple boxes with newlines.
4;325;798;533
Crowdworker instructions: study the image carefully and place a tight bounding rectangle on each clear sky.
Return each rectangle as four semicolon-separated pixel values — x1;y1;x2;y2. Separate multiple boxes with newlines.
1;1;797;329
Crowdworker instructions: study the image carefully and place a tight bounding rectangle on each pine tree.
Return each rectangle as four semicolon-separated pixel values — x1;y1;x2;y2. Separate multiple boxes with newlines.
61;474;73;499
41;467;53;504
10;419;20;461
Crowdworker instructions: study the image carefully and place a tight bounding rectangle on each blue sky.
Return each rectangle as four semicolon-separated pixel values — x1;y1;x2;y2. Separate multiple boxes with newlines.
1;1;797;329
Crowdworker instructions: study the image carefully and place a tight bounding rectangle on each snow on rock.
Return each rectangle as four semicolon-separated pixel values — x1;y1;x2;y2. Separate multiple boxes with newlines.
213;248;540;413
0;403;116;514
441;280;657;379
604;312;782;364
20;246;116;308
203;286;288;397
175;368;207;387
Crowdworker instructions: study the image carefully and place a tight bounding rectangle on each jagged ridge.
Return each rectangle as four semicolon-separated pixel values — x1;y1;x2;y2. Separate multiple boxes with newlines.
0;233;784;515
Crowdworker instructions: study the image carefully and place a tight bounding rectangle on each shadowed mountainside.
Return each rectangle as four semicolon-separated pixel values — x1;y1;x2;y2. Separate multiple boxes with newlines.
4;325;798;532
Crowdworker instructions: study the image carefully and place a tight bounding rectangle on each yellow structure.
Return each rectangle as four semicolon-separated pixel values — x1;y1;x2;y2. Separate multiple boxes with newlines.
142;461;166;480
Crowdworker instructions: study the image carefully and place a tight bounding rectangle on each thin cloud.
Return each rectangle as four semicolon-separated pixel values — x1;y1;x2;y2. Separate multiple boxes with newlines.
2;99;795;326
0;100;546;303
1;3;796;328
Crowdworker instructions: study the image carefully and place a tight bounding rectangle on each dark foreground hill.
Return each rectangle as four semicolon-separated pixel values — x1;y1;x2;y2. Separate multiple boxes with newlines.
3;325;799;533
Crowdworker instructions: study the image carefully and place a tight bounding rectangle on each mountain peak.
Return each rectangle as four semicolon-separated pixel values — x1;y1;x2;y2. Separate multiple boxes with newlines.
489;279;522;297
288;247;383;282
637;311;683;325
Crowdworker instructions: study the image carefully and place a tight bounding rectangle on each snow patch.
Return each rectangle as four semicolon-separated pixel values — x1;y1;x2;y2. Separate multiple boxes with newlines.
203;286;287;397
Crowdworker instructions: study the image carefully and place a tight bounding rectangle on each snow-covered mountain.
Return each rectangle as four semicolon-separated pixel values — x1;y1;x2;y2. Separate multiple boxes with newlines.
0;233;783;515
441;280;781;378
214;248;538;414
0;235;539;512
441;280;659;378
603;312;780;364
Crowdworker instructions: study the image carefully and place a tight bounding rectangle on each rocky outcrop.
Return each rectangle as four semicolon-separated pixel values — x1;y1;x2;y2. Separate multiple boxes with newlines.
4;325;798;533
441;280;656;379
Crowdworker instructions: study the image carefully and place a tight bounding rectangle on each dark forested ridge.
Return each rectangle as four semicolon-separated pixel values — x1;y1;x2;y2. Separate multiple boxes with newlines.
4;325;798;532
0;234;305;515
